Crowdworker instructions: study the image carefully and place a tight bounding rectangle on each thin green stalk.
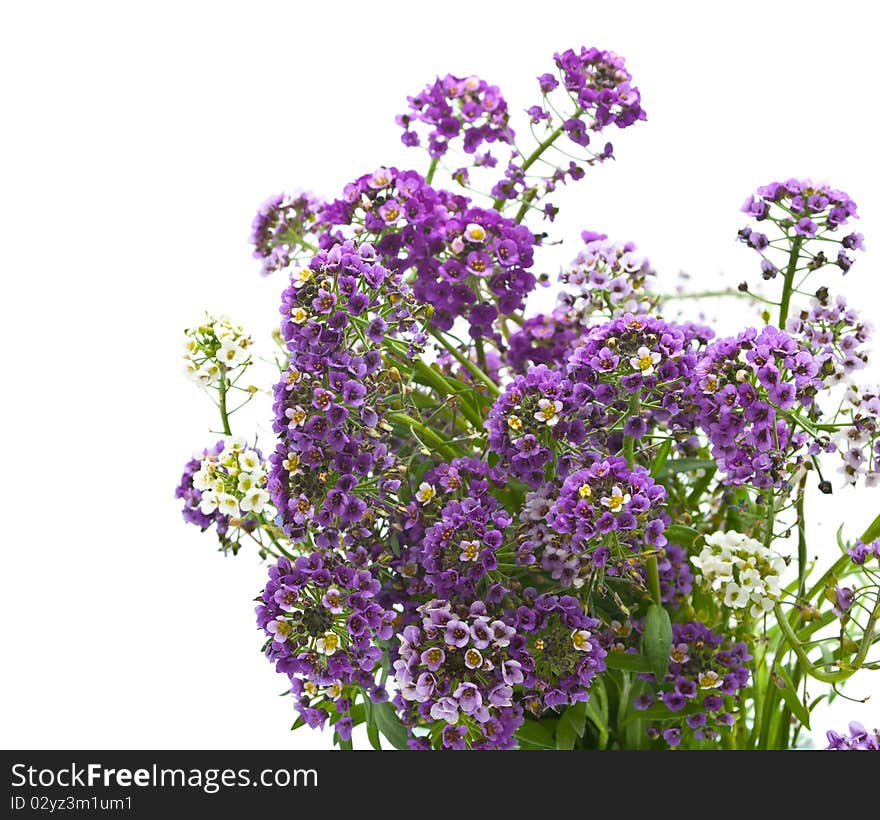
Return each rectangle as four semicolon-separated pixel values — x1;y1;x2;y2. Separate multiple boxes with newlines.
491;115;576;211
778;236;804;327
646;555;662;605
622;392;640;469
425;157;438;185
386;411;457;460
429;329;500;396
795;474;808;599
218;371;232;435
473;336;488;375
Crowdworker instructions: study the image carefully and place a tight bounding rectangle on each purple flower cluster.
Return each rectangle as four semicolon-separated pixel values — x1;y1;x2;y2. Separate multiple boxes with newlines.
256;553;394;735
566;313;714;442
509;589;607;714
691;326;828;487
413;461;512;599
557;233;660;321
655;543;695;609
175;440;230;537
394;599;523;749
489;317;712;487
551;47;645;136
318;166;537;335
505;312;579;374
268;239;425;541
397;74;513;159
543;456;667;585
786;292;870;385
826;722;880;750
740;179;862;276
251;191;323;277
848;538;880;565
606;620;750;747
835;384;880;487
486;363;588;487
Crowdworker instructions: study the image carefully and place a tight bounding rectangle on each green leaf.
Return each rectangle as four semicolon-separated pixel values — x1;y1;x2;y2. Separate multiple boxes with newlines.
371;700;409;750
515;719;556;749
623;700;705;725
561;700;588;739
664;524;701;547
362;699;382;751
333;732;353;750
642;604;673;683
556;715;577;750
774;666;811;730
655;457;715;478
604;651;653;673
861;511;880;544
650;439;672;478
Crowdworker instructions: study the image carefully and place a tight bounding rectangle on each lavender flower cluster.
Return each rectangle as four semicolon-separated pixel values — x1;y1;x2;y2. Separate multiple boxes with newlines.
176;42;880;751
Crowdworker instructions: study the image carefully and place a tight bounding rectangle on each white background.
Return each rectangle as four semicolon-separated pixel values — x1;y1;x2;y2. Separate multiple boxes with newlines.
2;0;878;749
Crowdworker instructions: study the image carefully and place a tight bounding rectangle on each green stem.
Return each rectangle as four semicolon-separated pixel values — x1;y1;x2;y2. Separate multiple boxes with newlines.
622;391;640;469
491;115;576;211
795;472;808;599
255;513;295;559
388;352;483;430
218;371;232;435
429;329;500;396
778;236;804;327
386;412;457;460
646;555;662;605
425;157;438;185
474;336;488;375
773;602;879;683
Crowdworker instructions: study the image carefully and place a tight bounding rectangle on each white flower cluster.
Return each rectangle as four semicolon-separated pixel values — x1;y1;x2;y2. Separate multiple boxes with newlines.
691;531;785;618
559;238;659;321
183;315;253;385
192;438;270;517
835;384;880;487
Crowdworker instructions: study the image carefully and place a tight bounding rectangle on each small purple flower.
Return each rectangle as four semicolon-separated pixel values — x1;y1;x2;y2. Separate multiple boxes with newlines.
444;619;471;648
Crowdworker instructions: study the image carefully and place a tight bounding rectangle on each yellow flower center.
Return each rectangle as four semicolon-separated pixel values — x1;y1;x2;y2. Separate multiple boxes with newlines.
578;484;593;499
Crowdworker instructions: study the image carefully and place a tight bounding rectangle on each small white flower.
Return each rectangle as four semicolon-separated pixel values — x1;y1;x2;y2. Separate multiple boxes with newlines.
240;488;270;513
285;406;307;428
629;345;662;376
459;540;480;562
316;632;341;655
195;364;221;385
199;490;219;515
464;223;487;244
535;398;563;427
738;567;762;591
600;485;631;513
291;307;309;325
571;629;592;652
217;493;240;517
239;450;261;472
415;482;436;504
192;468;214;491
723;582;750;609
292;267;314;288
218;342;246;368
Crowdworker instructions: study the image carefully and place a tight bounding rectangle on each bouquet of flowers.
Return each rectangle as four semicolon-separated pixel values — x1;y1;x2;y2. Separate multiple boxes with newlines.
175;44;880;750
